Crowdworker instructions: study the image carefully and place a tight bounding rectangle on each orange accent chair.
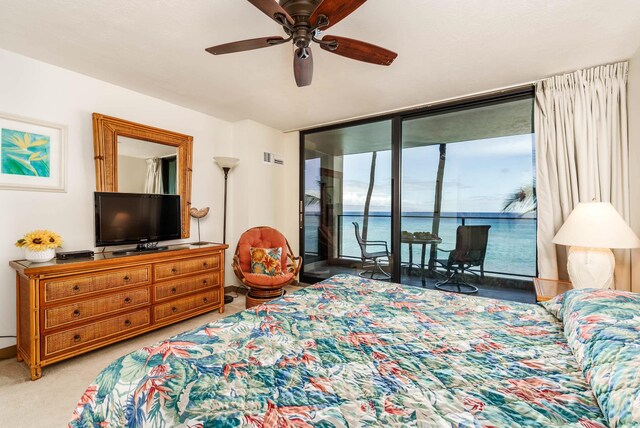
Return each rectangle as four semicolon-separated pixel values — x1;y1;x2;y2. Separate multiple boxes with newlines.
232;226;302;308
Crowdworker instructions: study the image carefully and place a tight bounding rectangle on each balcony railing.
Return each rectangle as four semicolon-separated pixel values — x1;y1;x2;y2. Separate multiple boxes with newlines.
304;212;537;278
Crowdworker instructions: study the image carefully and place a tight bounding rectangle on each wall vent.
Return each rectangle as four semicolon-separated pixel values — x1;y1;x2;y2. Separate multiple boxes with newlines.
263;152;283;165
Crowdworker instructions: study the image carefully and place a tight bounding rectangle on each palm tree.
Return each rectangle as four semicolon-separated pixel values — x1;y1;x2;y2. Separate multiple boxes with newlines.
502;183;536;214
429;144;446;270
362;152;377;241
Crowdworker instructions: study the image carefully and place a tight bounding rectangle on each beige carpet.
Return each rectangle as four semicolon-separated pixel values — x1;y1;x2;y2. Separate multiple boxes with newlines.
0;287;300;427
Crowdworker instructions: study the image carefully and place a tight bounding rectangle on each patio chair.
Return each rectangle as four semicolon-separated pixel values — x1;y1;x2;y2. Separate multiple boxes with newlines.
434;225;491;294
353;222;391;280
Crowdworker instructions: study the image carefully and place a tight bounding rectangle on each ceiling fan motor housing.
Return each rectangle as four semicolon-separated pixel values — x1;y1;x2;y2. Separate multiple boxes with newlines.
279;0;323;48
279;0;322;18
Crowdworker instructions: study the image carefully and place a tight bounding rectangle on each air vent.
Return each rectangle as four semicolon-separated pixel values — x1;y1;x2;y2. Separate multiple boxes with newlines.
263;152;283;165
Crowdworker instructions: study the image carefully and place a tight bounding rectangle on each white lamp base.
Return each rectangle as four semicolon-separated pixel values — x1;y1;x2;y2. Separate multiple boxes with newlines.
566;246;614;289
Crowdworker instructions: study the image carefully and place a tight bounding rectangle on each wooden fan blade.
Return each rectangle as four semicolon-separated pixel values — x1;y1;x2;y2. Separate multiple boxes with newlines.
206;37;286;55
294;47;313;87
311;0;366;29
320;36;397;65
247;0;294;25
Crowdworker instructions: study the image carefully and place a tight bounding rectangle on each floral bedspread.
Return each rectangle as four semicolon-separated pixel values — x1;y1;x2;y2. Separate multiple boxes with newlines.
70;274;606;427
543;288;640;428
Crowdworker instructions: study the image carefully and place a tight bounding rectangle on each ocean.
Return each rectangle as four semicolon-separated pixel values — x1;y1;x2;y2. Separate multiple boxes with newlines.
304;211;536;277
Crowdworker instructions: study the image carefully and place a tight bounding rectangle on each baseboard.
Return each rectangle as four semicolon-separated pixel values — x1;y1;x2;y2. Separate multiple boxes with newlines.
0;345;17;360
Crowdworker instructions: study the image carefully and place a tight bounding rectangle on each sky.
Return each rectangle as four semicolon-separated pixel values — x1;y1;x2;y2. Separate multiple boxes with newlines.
306;133;535;213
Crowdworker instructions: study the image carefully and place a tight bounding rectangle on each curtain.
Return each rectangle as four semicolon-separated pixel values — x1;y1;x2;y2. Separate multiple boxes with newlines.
144;157;164;194
535;62;630;290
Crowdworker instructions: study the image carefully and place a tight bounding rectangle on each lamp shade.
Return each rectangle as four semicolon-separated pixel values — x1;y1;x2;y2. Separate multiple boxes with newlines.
553;202;640;249
213;156;240;169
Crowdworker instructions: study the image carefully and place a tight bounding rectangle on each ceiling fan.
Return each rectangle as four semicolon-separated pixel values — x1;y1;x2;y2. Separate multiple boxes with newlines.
205;0;398;87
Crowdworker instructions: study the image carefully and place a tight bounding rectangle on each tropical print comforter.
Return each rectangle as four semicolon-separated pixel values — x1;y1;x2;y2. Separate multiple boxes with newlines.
70;274;607;427
542;288;640;428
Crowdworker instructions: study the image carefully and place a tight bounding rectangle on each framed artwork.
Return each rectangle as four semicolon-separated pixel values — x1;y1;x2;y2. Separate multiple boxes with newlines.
0;113;67;192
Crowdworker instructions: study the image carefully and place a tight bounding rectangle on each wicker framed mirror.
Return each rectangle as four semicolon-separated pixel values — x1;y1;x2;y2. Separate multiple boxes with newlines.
92;113;193;238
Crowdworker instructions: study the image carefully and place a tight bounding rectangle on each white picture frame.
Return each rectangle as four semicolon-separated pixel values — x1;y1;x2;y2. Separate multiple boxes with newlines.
0;113;67;192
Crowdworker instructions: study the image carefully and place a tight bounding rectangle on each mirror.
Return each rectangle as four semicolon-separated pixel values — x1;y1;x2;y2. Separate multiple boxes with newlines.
117;137;178;194
92;113;193;238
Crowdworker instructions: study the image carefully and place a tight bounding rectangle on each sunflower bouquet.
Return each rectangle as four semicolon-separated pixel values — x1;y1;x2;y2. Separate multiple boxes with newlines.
15;230;63;251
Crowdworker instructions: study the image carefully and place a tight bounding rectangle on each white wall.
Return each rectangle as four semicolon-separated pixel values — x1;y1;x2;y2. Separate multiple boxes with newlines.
222;120;299;290
0;49;297;349
629;47;640;292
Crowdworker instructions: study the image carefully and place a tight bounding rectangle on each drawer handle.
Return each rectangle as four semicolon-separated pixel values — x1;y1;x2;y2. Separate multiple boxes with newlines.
171;267;178;274
171;287;177;294
203;262;209;268
123;275;130;281
202;280;208;285
124;297;132;304
124;319;131;327
203;297;208;303
73;334;81;342
172;307;178;313
72;285;80;292
72;309;81;317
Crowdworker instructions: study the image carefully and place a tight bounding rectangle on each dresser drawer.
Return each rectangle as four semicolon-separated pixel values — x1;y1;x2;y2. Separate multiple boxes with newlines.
43;309;150;357
154;290;218;322
43;287;150;330
154;272;219;302
154;255;219;280
43;266;151;303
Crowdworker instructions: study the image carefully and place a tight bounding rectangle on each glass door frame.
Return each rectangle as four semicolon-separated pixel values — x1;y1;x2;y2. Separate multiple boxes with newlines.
299;86;535;284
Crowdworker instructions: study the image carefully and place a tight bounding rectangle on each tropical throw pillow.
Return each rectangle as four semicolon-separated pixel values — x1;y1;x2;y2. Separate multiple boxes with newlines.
542;288;640;428
250;247;283;276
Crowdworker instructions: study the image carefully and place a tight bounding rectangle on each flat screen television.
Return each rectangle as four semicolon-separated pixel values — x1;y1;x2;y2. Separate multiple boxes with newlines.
95;192;181;252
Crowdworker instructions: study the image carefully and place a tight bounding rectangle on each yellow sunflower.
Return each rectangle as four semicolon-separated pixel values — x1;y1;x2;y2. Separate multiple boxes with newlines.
16;230;63;251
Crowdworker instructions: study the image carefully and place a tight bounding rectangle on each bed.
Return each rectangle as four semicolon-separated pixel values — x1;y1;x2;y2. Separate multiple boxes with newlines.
69;274;640;427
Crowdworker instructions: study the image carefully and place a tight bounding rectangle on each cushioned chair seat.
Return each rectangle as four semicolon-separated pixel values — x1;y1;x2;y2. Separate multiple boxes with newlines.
242;272;294;286
232;226;301;309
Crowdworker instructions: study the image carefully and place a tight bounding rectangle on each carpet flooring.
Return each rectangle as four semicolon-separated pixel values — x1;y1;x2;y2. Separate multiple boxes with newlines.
0;288;262;428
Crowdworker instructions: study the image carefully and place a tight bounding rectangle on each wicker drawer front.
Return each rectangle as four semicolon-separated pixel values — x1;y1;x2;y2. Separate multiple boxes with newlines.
43;266;151;303
154;290;218;322
43;287;150;330
154;273;219;302
43;309;150;357
154;255;219;280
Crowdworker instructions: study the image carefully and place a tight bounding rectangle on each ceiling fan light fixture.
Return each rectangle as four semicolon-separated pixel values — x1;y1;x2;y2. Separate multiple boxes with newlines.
205;0;397;86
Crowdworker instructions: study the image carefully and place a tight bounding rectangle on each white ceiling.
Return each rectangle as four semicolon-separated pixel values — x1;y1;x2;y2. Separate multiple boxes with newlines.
1;0;640;131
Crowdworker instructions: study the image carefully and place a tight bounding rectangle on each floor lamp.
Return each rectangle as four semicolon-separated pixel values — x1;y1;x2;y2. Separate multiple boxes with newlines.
214;156;240;304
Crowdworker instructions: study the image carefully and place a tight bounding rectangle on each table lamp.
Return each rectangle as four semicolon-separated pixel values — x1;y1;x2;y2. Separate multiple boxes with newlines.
552;202;640;289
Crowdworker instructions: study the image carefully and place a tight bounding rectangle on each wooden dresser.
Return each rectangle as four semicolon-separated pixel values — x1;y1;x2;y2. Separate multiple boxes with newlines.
10;243;227;380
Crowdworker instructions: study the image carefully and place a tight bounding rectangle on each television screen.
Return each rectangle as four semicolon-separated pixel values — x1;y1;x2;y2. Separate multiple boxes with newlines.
95;192;181;247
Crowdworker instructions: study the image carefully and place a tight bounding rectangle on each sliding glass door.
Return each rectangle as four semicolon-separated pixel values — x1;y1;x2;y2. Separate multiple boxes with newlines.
400;97;535;288
302;121;392;283
300;89;535;289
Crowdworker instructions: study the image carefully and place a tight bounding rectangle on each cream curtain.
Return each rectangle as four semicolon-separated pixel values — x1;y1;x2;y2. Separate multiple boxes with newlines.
535;62;630;290
144;157;164;194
